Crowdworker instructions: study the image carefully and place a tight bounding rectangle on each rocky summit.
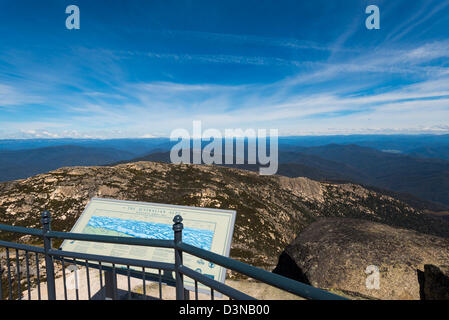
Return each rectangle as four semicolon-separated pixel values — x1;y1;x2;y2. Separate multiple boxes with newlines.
1;161;448;273
277;218;449;300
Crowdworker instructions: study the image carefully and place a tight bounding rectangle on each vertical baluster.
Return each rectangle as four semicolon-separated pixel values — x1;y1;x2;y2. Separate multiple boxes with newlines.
112;264;117;300
158;269;162;300
210;288;214;300
195;280;198;300
142;267;146;299
35;253;41;300
41;211;56;300
85;260;91;300
6;248;12;300
0;257;3;300
98;261;104;299
25;251;31;300
127;265;131;300
74;261;79;301
62;258;68;300
15;249;21;300
173;215;184;300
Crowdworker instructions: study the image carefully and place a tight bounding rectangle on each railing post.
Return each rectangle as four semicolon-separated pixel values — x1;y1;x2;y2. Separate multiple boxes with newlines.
104;270;117;300
173;215;184;300
41;210;56;300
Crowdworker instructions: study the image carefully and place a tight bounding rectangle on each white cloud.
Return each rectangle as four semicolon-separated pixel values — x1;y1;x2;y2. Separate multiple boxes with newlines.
140;134;157;138
2;32;449;138
0;84;43;107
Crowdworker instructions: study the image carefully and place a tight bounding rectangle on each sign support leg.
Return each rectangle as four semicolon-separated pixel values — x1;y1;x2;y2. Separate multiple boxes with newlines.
104;270;117;300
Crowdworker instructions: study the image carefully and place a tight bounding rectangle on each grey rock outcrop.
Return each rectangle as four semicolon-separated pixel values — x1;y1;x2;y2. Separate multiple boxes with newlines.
276;218;449;300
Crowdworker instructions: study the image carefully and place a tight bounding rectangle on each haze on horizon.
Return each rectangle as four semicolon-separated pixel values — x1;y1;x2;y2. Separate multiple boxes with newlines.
1;0;449;139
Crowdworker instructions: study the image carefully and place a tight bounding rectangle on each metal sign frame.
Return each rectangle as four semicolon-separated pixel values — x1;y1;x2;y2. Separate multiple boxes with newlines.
61;197;236;296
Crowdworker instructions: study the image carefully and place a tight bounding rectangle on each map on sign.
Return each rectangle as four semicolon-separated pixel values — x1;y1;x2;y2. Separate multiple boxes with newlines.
85;216;214;250
60;198;236;293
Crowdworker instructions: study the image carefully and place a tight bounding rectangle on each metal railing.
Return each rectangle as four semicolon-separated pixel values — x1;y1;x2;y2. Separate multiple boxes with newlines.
0;210;347;300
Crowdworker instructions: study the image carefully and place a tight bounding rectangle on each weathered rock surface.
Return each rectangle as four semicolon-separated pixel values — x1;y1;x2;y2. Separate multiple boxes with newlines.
277;218;449;300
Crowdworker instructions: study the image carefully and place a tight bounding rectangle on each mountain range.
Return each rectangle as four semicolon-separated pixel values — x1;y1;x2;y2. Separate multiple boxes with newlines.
1;136;449;212
116;144;449;211
0;145;134;182
1;161;448;270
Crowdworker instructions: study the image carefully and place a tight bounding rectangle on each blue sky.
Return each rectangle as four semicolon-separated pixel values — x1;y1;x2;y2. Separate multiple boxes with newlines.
0;0;449;138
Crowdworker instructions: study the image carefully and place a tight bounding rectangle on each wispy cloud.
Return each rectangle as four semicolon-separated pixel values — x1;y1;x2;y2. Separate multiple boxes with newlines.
386;0;449;42
0;84;43;107
1;2;449;138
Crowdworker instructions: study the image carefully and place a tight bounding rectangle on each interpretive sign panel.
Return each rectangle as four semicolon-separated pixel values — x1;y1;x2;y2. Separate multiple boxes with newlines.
60;198;236;293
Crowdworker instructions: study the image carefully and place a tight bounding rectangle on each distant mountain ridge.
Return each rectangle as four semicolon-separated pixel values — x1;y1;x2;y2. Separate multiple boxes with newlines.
121;145;449;210
2;135;449;157
0;138;173;154
408;146;449;161
292;144;449;209
2;138;449;209
0;145;135;182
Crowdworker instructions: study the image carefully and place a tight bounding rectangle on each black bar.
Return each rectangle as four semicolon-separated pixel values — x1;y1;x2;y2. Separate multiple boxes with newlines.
49;249;174;272
0;224;43;236
15;249;21;300
112;264;117;300
99;262;104;300
75;260;79;301
62;258;68;300
6;248;12;300
0;240;44;254
41;211;56;300
158;269;162;299
25;251;31;300
85;260;91;300
55;256;177;288
195;280;198;300
104;270;116;300
35;253;41;300
142;267;146;300
178;265;255;300
47;230;174;248
127;265;131;300
173;215;184;300
0;258;3;300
